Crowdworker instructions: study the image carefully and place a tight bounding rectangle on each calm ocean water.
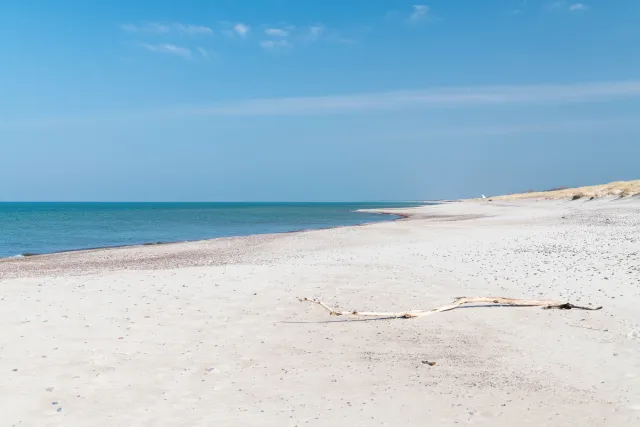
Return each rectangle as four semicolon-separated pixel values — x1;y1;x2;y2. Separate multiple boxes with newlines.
0;202;427;258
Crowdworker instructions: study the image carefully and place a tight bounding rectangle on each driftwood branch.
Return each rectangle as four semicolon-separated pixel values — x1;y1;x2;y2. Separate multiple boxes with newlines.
298;296;602;319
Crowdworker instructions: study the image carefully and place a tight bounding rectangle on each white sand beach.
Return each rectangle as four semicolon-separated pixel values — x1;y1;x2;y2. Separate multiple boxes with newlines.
1;198;639;426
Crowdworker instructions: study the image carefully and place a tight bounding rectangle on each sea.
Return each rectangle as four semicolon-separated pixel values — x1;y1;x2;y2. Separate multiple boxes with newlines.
0;202;428;258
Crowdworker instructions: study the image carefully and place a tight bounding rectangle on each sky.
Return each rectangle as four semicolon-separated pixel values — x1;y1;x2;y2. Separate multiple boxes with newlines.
1;0;639;201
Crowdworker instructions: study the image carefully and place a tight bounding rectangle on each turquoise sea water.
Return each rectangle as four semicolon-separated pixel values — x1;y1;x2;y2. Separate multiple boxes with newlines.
0;202;427;258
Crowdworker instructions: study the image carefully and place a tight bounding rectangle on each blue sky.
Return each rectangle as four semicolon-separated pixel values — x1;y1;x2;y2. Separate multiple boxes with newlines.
1;0;639;201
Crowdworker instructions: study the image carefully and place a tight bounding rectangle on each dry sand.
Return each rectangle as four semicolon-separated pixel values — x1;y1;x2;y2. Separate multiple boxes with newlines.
1;198;639;426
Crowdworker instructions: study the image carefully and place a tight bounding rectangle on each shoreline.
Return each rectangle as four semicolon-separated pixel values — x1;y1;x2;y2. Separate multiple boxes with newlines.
1;198;639;425
0;208;416;261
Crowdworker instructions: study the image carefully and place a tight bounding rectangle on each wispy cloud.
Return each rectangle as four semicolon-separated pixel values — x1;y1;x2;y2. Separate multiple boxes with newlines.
122;20;353;55
409;5;430;22
260;40;291;50
569;3;589;11
122;22;212;35
511;0;528;15
295;24;354;45
547;1;590;12
258;24;353;49
196;47;210;60
232;23;251;38
265;27;289;37
261;25;293;49
307;25;325;40
122;22;171;34
8;81;640;129
173;24;214;35
175;81;640;115
139;43;192;59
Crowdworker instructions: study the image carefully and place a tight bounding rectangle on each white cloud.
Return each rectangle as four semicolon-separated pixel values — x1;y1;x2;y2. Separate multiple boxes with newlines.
511;0;528;15
259;24;353;48
548;0;566;8
233;23;251;38
265;28;289;37
121;22;212;35
175;81;640;115
308;25;325;39
139;43;192;59
304;25;338;43
11;80;640;128
174;24;213;35
410;5;430;22
146;23;172;33
569;3;589;11
260;40;291;49
547;1;589;11
219;22;351;47
196;47;210;60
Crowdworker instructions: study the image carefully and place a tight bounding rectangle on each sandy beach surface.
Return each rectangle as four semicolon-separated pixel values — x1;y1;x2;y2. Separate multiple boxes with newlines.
1;198;639;426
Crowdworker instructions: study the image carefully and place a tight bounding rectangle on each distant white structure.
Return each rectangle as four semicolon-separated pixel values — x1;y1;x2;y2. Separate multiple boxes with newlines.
481;194;486;199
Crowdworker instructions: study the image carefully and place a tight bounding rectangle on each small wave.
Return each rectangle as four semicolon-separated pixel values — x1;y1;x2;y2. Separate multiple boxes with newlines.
2;253;40;259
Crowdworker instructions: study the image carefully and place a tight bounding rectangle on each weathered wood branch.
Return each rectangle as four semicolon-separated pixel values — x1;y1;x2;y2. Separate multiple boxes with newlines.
298;296;602;319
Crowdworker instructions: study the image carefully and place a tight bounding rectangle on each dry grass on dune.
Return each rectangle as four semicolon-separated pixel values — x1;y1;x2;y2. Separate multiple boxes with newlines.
487;180;640;201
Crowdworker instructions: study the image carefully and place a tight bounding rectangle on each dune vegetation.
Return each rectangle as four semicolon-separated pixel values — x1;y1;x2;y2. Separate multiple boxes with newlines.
487;180;640;201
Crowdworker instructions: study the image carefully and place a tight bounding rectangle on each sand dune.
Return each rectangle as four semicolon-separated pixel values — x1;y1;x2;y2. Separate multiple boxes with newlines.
487;179;640;200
